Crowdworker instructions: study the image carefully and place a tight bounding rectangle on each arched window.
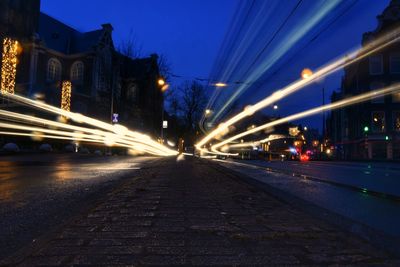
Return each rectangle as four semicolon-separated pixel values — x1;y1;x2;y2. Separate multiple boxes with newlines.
47;58;62;82
70;61;84;83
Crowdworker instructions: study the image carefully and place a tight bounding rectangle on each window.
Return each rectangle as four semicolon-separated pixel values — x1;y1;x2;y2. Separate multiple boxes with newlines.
47;58;62;82
390;54;400;73
127;84;138;103
70;61;84;83
370;82;385;103
394;112;400;131
393;92;400;103
371;111;385;133
369;55;383;75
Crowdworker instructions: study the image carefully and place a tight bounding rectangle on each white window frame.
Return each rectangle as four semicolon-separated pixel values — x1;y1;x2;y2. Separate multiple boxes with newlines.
70;61;84;83
369;55;383;75
47;58;62;82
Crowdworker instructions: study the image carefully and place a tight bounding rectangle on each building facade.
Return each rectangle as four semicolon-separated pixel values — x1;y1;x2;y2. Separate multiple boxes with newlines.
0;0;163;137
328;0;400;160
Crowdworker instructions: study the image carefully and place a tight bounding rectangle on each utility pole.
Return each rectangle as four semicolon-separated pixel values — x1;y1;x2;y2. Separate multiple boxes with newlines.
322;87;326;141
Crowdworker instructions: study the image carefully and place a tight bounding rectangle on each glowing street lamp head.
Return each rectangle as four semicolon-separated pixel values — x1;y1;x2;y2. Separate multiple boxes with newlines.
161;84;169;92
205;109;212;115
301;68;313;79
273;104;278;110
213;82;228;87
158;78;166;86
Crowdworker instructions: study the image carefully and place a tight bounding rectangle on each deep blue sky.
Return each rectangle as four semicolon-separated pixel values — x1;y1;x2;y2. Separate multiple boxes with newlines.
41;0;392;131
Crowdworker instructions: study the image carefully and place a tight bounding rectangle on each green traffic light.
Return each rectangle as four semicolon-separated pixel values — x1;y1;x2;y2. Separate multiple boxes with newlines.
385;135;389;140
363;126;369;132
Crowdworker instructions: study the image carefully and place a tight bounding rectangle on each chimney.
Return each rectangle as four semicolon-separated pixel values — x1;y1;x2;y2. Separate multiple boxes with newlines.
101;23;114;32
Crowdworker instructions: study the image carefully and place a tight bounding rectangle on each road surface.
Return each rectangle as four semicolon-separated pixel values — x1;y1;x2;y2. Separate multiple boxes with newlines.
214;159;400;240
0;153;155;261
2;157;396;266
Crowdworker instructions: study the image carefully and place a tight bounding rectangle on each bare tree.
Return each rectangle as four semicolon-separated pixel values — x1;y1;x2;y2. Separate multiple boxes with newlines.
118;30;142;59
157;53;172;81
179;80;208;133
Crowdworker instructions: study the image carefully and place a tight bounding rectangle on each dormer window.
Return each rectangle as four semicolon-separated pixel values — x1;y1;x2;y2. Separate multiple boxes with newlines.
369;55;383;75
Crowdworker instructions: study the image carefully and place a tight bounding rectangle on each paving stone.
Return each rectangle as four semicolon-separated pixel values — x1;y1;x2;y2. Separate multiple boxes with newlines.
7;158;397;266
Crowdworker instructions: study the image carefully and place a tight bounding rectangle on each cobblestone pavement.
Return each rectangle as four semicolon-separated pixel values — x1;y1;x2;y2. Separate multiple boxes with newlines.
2;157;398;266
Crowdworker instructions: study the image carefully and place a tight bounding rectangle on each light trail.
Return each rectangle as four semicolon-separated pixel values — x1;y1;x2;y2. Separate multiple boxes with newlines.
221;135;287;152
0;109;175;155
211;83;400;153
0;93;178;156
0;131;105;144
0;130;166;155
196;28;400;152
0;121;173;155
207;0;342;124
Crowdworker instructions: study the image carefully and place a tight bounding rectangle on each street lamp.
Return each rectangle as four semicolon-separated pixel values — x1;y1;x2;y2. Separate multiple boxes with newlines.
273;104;278;110
159;78;169;142
213;82;228;87
158;78;166;86
301;68;313;79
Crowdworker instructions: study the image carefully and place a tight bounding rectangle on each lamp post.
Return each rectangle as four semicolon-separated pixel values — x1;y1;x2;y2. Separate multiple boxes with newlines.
158;78;167;142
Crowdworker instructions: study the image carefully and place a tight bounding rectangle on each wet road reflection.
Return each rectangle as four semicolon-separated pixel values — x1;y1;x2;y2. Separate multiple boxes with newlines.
0;153;155;260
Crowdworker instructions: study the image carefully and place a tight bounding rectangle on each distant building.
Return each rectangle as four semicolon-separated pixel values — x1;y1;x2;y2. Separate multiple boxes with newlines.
328;0;400;160
0;0;163;137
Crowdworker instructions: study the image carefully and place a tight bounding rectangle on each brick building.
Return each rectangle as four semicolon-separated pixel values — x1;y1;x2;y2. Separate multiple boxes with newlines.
328;0;400;160
0;0;163;137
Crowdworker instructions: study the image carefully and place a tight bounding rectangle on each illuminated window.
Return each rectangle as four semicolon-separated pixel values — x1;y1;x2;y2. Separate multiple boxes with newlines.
371;111;385;133
390;54;400;73
393;92;400;103
70;61;84;83
394;111;400;131
369;55;383;75
47;58;62;82
370;82;385;103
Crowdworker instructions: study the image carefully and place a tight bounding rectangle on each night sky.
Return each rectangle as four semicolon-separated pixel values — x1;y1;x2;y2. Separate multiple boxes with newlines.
41;0;392;131
41;0;237;83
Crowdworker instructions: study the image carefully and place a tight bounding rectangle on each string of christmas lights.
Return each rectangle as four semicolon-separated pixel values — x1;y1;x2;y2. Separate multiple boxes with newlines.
61;80;72;117
1;38;18;95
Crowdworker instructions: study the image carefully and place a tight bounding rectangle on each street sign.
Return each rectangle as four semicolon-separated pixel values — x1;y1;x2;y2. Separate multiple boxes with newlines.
112;113;119;123
163;120;168;129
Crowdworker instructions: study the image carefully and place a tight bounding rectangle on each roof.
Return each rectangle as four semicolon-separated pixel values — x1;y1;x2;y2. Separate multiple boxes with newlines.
38;13;105;54
119;53;159;80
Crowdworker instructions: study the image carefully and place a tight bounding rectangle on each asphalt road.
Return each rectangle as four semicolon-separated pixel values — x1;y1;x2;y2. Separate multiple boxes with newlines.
0;153;156;261
214;159;400;239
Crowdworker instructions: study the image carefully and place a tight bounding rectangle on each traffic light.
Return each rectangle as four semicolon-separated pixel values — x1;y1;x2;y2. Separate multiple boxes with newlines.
363;126;369;132
385;135;389;141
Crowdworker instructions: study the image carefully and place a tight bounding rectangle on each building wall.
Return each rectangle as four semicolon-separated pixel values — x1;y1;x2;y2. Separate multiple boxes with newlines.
330;1;400;160
1;2;163;139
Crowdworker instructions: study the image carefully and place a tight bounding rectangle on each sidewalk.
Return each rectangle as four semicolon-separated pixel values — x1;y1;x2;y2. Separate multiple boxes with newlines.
2;157;397;266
